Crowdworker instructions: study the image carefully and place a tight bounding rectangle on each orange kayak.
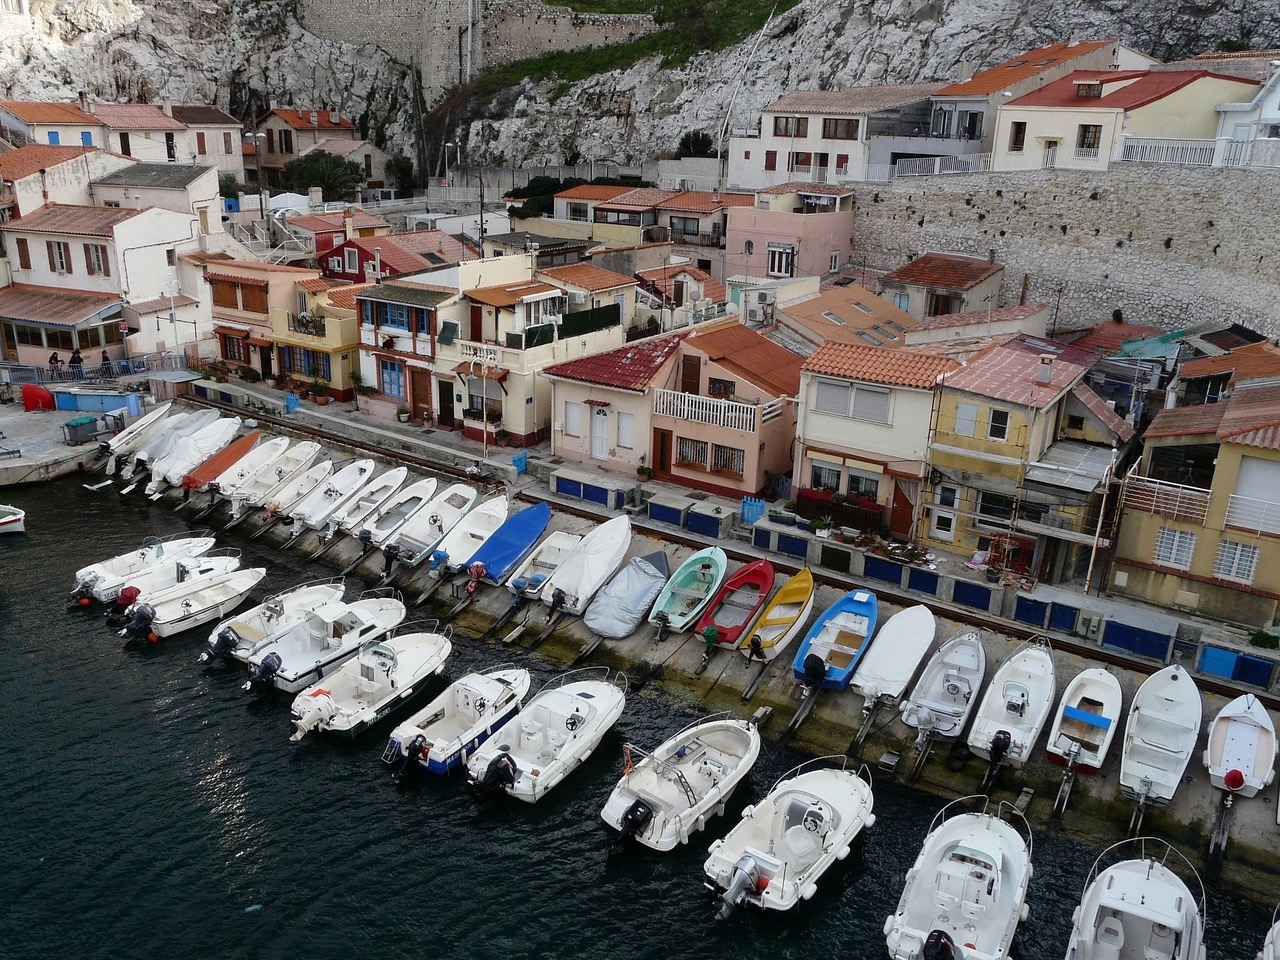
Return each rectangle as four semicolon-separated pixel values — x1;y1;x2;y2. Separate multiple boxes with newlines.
183;430;260;491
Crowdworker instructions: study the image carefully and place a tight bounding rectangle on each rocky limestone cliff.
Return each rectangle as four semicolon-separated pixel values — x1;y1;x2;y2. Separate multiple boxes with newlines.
0;0;1275;166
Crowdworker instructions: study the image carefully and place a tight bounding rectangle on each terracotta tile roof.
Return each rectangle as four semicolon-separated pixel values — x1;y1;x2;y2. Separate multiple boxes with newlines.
540;262;635;292
594;188;681;211
466;280;559;308
334;237;429;276
635;264;726;304
915;302;1048;331
903;332;1019;362
128;293;199;315
1064;318;1165;354
880;253;1002;291
944;334;1098;408
1144;401;1226;438
803;341;959;388
0;100;98;125
687;322;805;397
203;260;319;274
1008;69;1258;110
757;181;856;197
391;230;472;264
1071;383;1135;442
542;332;689;391
263;108;356;130
655;191;754;213
555;184;634;202
779;287;918;347
287;211;390;233
935;40;1117;96
0;144;95;182
0;203;142;237
179;251;233;265
91;103;186;130
297;277;340;293
0;283;122;327
766;84;944;115
325;283;373;311
170;104;239;126
213;324;250;337
1147;384;1280;449
1178;341;1280;386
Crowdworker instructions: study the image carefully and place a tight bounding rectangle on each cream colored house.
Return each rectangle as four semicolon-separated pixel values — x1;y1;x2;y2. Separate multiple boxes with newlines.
267;278;365;399
206;260;321;379
992;69;1261;172
795;342;959;539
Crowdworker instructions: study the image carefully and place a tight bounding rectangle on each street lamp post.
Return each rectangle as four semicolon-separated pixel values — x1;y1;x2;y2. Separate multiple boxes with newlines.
244;128;268;219
469;358;490;464
444;141;456;188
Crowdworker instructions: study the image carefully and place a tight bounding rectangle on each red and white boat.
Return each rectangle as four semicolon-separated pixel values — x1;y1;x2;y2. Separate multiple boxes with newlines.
693;559;775;675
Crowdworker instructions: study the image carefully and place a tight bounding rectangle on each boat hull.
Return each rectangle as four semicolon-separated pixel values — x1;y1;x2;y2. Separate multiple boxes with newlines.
1118;664;1202;806
0;506;26;534
695;559;775;651
790;589;879;691
648;546;728;635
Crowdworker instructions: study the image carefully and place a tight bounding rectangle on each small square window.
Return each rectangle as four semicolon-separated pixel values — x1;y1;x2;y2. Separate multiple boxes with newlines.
987;409;1010;441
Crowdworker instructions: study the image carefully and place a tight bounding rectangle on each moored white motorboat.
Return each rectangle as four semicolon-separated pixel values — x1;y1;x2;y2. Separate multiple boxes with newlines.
120;567;267;639
885;796;1032;960
207;435;290;500
120;408;219;478
1203;693;1278;798
705;757;875;918
967;638;1056;770
241;592;406;694
852;604;936;707
1047;668;1124;774
0;503;26;534
289;625;453;741
424;494;509;574
284;458;376;535
383;665;531;779
1118;664;1202;807
100;401;172;472
383;481;478;569
583;550;671;640
505;530;583;599
540;515;632;618
69;533;217;603
226;440;322;518
325;466;408;539
601;713;761;852
1258;905;1280;960
1064;838;1206;960
110;551;241;613
466;666;628;804
356;477;438;547
261;460;334;518
900;632;987;746
145;416;241;494
199;578;347;665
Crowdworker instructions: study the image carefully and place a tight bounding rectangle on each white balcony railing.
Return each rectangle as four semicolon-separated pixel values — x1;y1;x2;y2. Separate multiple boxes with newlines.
654;388;765;431
1074;146;1101;160
1121;471;1211;524
1225;494;1280;536
1119;138;1217;166
894;154;992;178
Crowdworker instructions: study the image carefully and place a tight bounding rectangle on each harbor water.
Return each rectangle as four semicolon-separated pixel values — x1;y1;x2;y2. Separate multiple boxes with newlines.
0;477;1274;959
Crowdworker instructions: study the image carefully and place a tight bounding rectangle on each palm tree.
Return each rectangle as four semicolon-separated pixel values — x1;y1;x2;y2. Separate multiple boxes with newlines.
280;151;363;201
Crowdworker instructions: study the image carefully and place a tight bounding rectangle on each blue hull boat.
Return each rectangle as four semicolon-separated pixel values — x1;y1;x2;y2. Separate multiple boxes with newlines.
791;588;879;691
464;501;552;586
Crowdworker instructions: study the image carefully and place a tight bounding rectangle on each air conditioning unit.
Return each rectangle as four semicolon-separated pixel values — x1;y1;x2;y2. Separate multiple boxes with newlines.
552;421;563;431
746;307;761;323
757;290;776;305
569;291;587;305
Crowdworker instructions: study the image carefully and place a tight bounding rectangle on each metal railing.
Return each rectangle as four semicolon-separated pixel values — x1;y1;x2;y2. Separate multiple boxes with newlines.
0;352;187;385
894;154;992;178
1225;494;1280;537
1119;138;1217;166
1121;470;1211;524
653;388;765;432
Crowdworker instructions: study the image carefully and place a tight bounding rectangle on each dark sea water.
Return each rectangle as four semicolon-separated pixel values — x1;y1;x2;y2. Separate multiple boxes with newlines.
0;477;1274;959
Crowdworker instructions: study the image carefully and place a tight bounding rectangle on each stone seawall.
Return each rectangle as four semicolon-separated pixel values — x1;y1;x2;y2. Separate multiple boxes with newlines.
851;166;1280;337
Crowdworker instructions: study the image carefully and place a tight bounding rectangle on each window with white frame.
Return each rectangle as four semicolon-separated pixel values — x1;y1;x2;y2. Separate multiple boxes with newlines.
676;436;708;467
987;408;1010;441
829;252;840;272
954;402;978;437
566;201;589;222
616;411;634;449
766;243;794;278
344;248;359;273
1213;540;1259;583
811;462;841;490
851;384;891;424
84;244;109;276
847;469;879;499
712;444;745;476
1154;527;1196;569
563;401;582;437
48;241;71;273
814;379;851;415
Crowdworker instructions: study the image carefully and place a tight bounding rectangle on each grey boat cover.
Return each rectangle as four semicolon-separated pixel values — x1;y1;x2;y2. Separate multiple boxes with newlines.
583;551;671;639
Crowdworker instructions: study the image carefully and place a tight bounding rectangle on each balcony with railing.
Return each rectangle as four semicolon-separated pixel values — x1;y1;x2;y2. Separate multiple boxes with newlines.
1120;137;1217;166
1225;494;1280;537
895;154;992;178
1122;471;1211;524
653;389;785;432
670;230;725;248
1073;146;1101;160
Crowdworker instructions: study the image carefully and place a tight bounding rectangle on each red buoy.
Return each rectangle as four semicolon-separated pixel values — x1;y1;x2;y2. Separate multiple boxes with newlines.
79;597;91;607
1225;768;1246;792
147;632;160;644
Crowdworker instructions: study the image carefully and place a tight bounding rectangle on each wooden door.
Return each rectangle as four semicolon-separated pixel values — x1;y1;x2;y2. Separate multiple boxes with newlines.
437;378;455;428
653;428;672;474
469;303;484;341
890;480;915;538
411;368;433;422
680;355;700;395
259;345;273;379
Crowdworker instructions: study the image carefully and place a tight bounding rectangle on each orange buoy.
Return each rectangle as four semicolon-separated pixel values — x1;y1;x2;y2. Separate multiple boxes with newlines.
79;598;91;607
147;632;159;644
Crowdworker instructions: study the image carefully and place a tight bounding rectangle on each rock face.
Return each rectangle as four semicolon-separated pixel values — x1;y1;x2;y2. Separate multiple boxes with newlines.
0;0;1275;165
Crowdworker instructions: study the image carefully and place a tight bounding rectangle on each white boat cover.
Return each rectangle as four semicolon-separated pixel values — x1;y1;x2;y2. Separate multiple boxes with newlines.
584;554;669;639
156;417;241;485
542;515;632;614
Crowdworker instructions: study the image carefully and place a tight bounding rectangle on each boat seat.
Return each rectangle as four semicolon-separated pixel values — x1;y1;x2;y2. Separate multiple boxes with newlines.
520;717;544;747
1004;688;1028;717
547;730;567;750
780;825;822;871
1096;917;1124;955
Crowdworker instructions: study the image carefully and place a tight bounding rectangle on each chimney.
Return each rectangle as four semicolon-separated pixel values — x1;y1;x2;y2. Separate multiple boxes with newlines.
344;205;355;242
78;91;91;115
310;111;319;128
1035;354;1054;385
161;96;172;118
374;247;382;277
957;60;975;82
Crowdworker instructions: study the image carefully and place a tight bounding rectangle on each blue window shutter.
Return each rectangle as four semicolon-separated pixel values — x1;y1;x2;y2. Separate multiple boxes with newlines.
81;131;92;146
48;131;60;145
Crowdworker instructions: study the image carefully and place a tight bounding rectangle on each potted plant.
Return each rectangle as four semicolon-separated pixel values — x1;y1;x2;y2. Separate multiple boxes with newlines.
308;378;330;404
984;561;1004;584
238;365;261;383
396;407;410;423
494;428;511;447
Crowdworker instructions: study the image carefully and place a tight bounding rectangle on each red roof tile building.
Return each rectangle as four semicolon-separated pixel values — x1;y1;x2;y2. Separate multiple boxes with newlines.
877;253;1004;322
254;108;359;188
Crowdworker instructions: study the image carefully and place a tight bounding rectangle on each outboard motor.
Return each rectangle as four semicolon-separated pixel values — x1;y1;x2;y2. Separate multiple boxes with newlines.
465;561;487;597
717;854;761;920
381;543;401;580
989;729;1013;767
68;576;98;606
105;586;142;628
468;752;518;800
923;929;956;960
120;603;156;638
747;634;764;662
111;452;129;475
243;652;283;693
357;528;373;547
803;652;827;688
428;549;449;573
392;734;429;785
290;689;337;742
652;610;671;643
200;626;244;665
546;587;567;622
613;798;655;849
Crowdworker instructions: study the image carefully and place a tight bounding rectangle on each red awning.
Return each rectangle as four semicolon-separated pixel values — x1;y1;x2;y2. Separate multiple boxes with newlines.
206;272;269;288
213;325;249;338
452;361;509;383
584;398;611;407
246;337;273;347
